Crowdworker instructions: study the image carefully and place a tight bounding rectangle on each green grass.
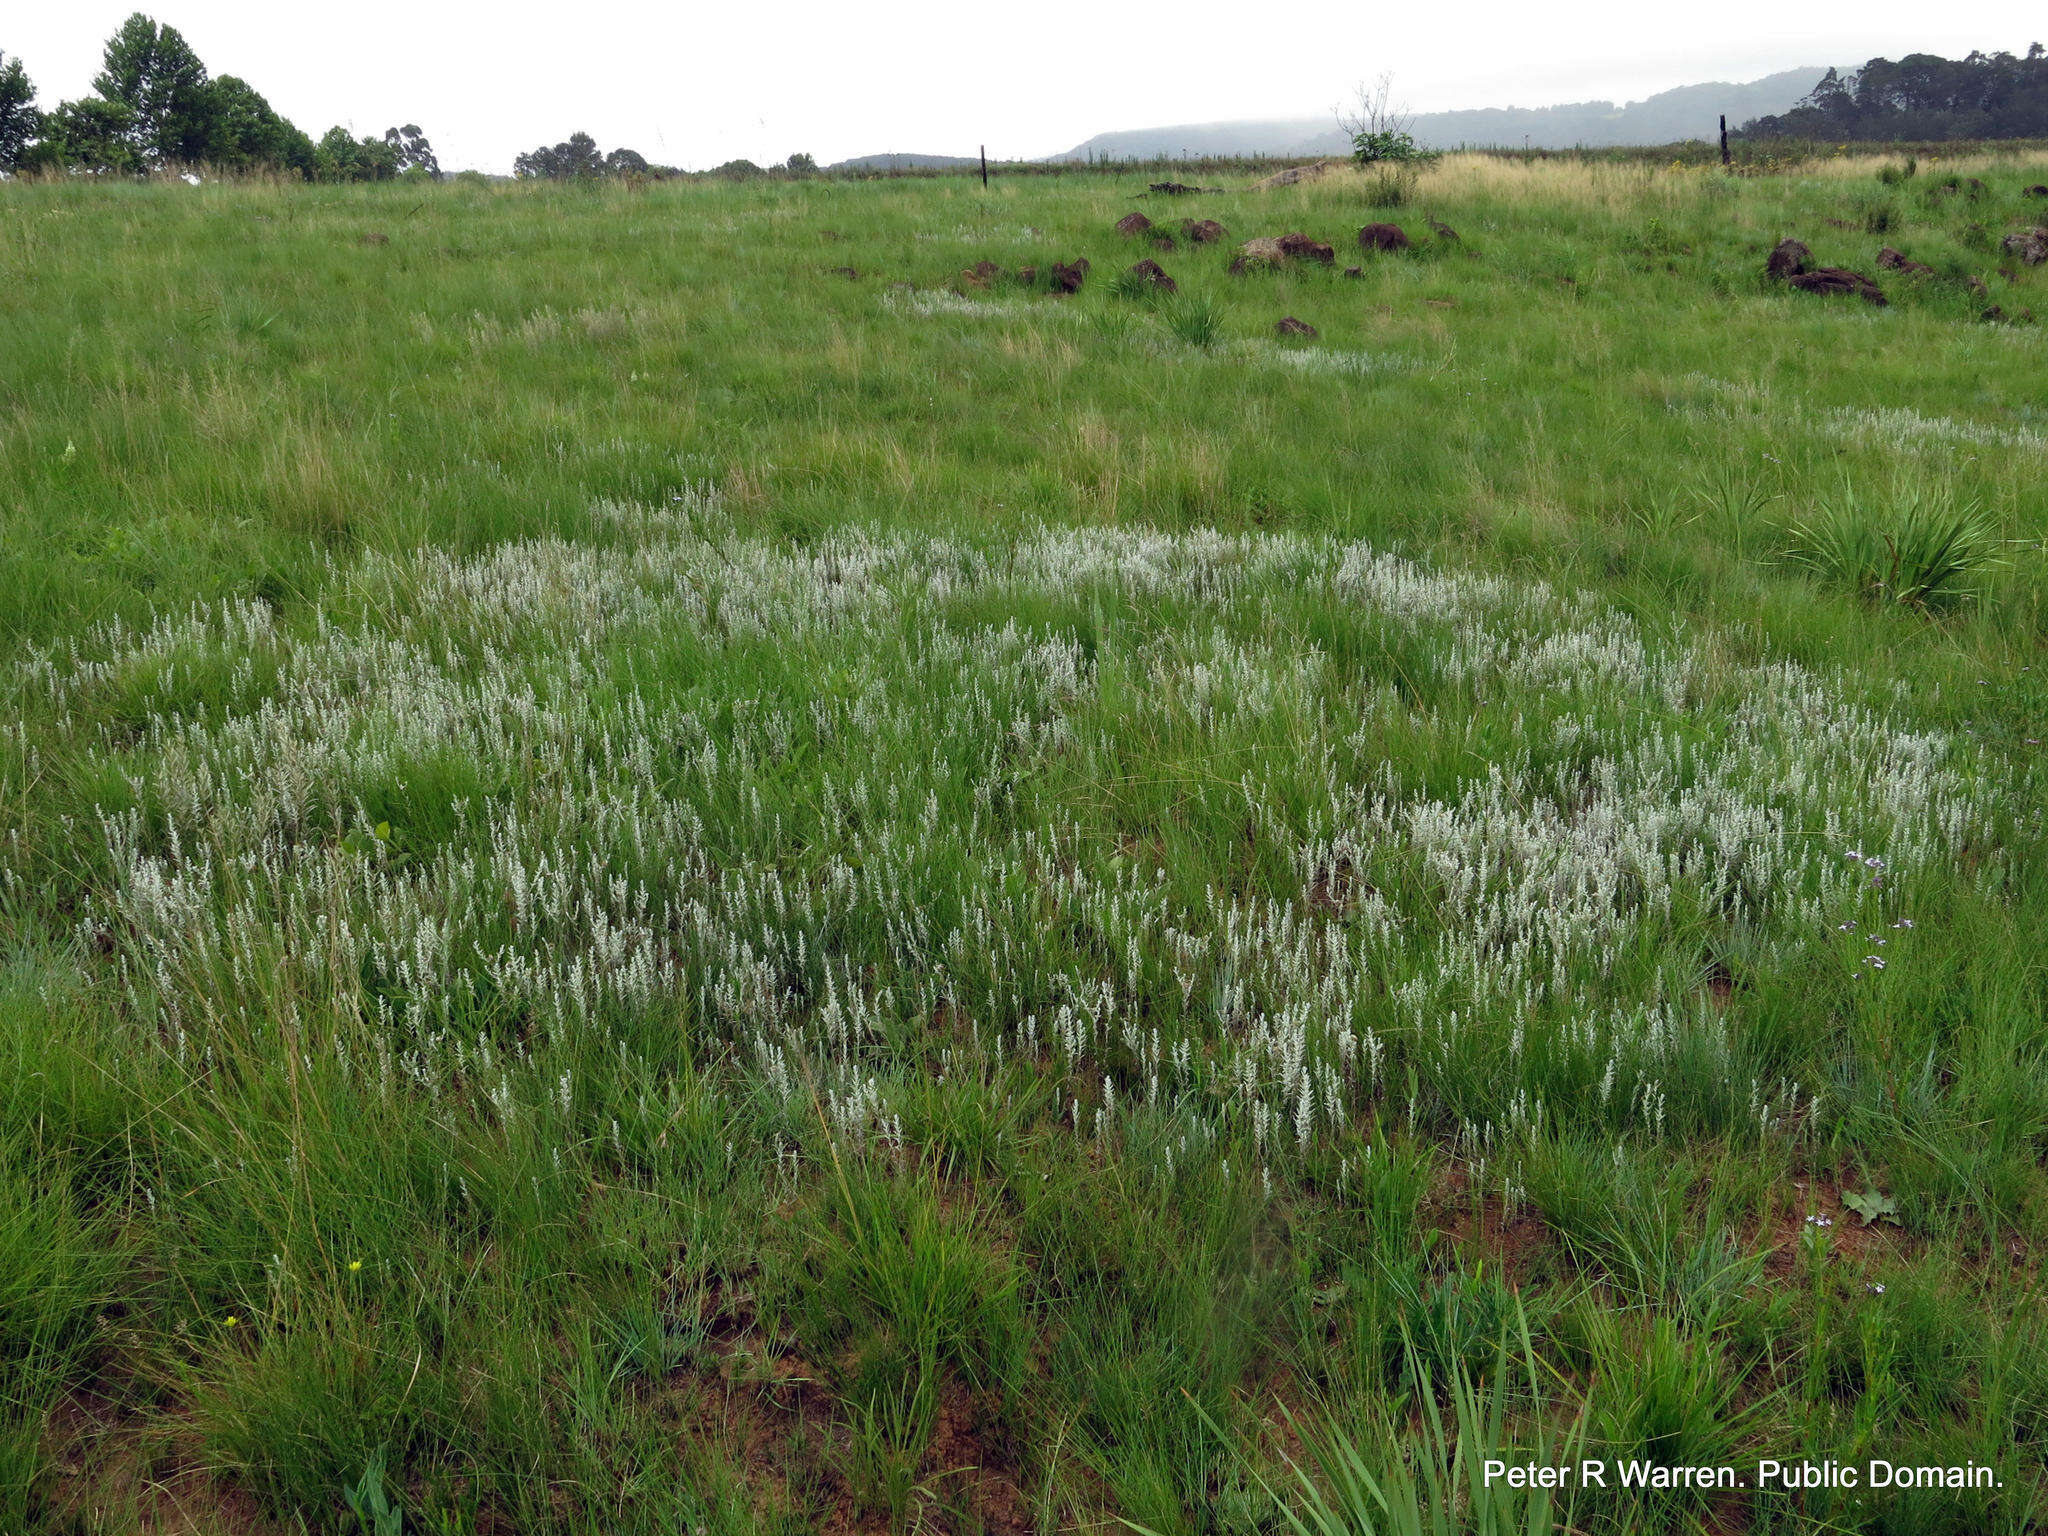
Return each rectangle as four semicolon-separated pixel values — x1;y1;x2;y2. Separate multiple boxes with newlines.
1;148;2046;1534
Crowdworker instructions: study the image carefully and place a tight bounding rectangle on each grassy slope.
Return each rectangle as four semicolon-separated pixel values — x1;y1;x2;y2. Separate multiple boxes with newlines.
0;152;2046;1535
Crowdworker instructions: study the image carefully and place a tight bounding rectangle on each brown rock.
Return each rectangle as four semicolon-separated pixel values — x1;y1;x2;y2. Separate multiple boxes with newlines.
2001;228;2048;266
1277;231;1336;265
1357;223;1410;252
2027;185;2048;197
1980;305;2008;323
1342;266;1363;278
958;259;1004;289
1426;217;1460;242
1152;235;1177;252
1180;218;1227;244
1125;258;1178;294
1787;267;1886;305
1765;238;1811;278
1115;211;1153;237
1149;181;1198;195
1875;247;1933;276
827;266;860;280
1275;317;1318;339
1966;275;1989;298
1049;258;1090;293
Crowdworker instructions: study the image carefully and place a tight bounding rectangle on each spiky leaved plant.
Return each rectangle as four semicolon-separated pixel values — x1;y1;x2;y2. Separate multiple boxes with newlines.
1784;483;2004;609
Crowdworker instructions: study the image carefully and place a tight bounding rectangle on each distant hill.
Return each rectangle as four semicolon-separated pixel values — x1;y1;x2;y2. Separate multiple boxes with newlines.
828;152;983;171
1048;68;1827;160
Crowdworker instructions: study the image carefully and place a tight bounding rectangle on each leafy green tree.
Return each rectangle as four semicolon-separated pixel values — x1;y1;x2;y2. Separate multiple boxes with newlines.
0;52;40;172
93;13;213;165
313;124;359;180
41;97;140;172
382;123;438;179
514;132;602;179
313;126;399;182
785;151;818;175
603;146;648;176
205;75;313;173
356;134;398;180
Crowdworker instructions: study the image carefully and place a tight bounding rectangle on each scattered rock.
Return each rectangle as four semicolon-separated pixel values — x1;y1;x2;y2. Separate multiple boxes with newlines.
1229;237;1289;274
1980;305;2008;323
1124;258;1178;294
1342;266;1363;279
1275;317;1318;339
826;266;860;280
1277;231;1335;265
957;259;1005;289
1426;217;1460;242
819;229;845;242
1252;160;1340;191
1151;235;1177;252
1966;275;1989;298
1875;246;1934;276
1049;258;1090;293
359;232;389;246
2027;185;2048;198
1016;266;1038;287
2002;227;2048;266
1357;223;1410;252
1764;238;1811;278
1115;211;1153;237
1149;181;1199;196
1180;218;1227;244
1787;267;1886;305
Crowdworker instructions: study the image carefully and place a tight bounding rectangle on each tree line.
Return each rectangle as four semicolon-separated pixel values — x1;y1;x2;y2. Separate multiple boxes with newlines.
0;15;437;179
0;13;825;182
1741;45;2048;141
509;135;821;181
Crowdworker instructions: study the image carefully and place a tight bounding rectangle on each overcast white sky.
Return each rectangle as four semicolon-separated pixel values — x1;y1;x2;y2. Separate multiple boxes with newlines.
6;3;2043;172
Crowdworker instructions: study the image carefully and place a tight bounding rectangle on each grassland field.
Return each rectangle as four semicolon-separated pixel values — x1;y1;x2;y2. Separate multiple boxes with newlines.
2;148;2048;1536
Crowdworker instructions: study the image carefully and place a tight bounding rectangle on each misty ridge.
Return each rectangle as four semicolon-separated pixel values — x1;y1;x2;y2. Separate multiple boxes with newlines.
834;68;1827;168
